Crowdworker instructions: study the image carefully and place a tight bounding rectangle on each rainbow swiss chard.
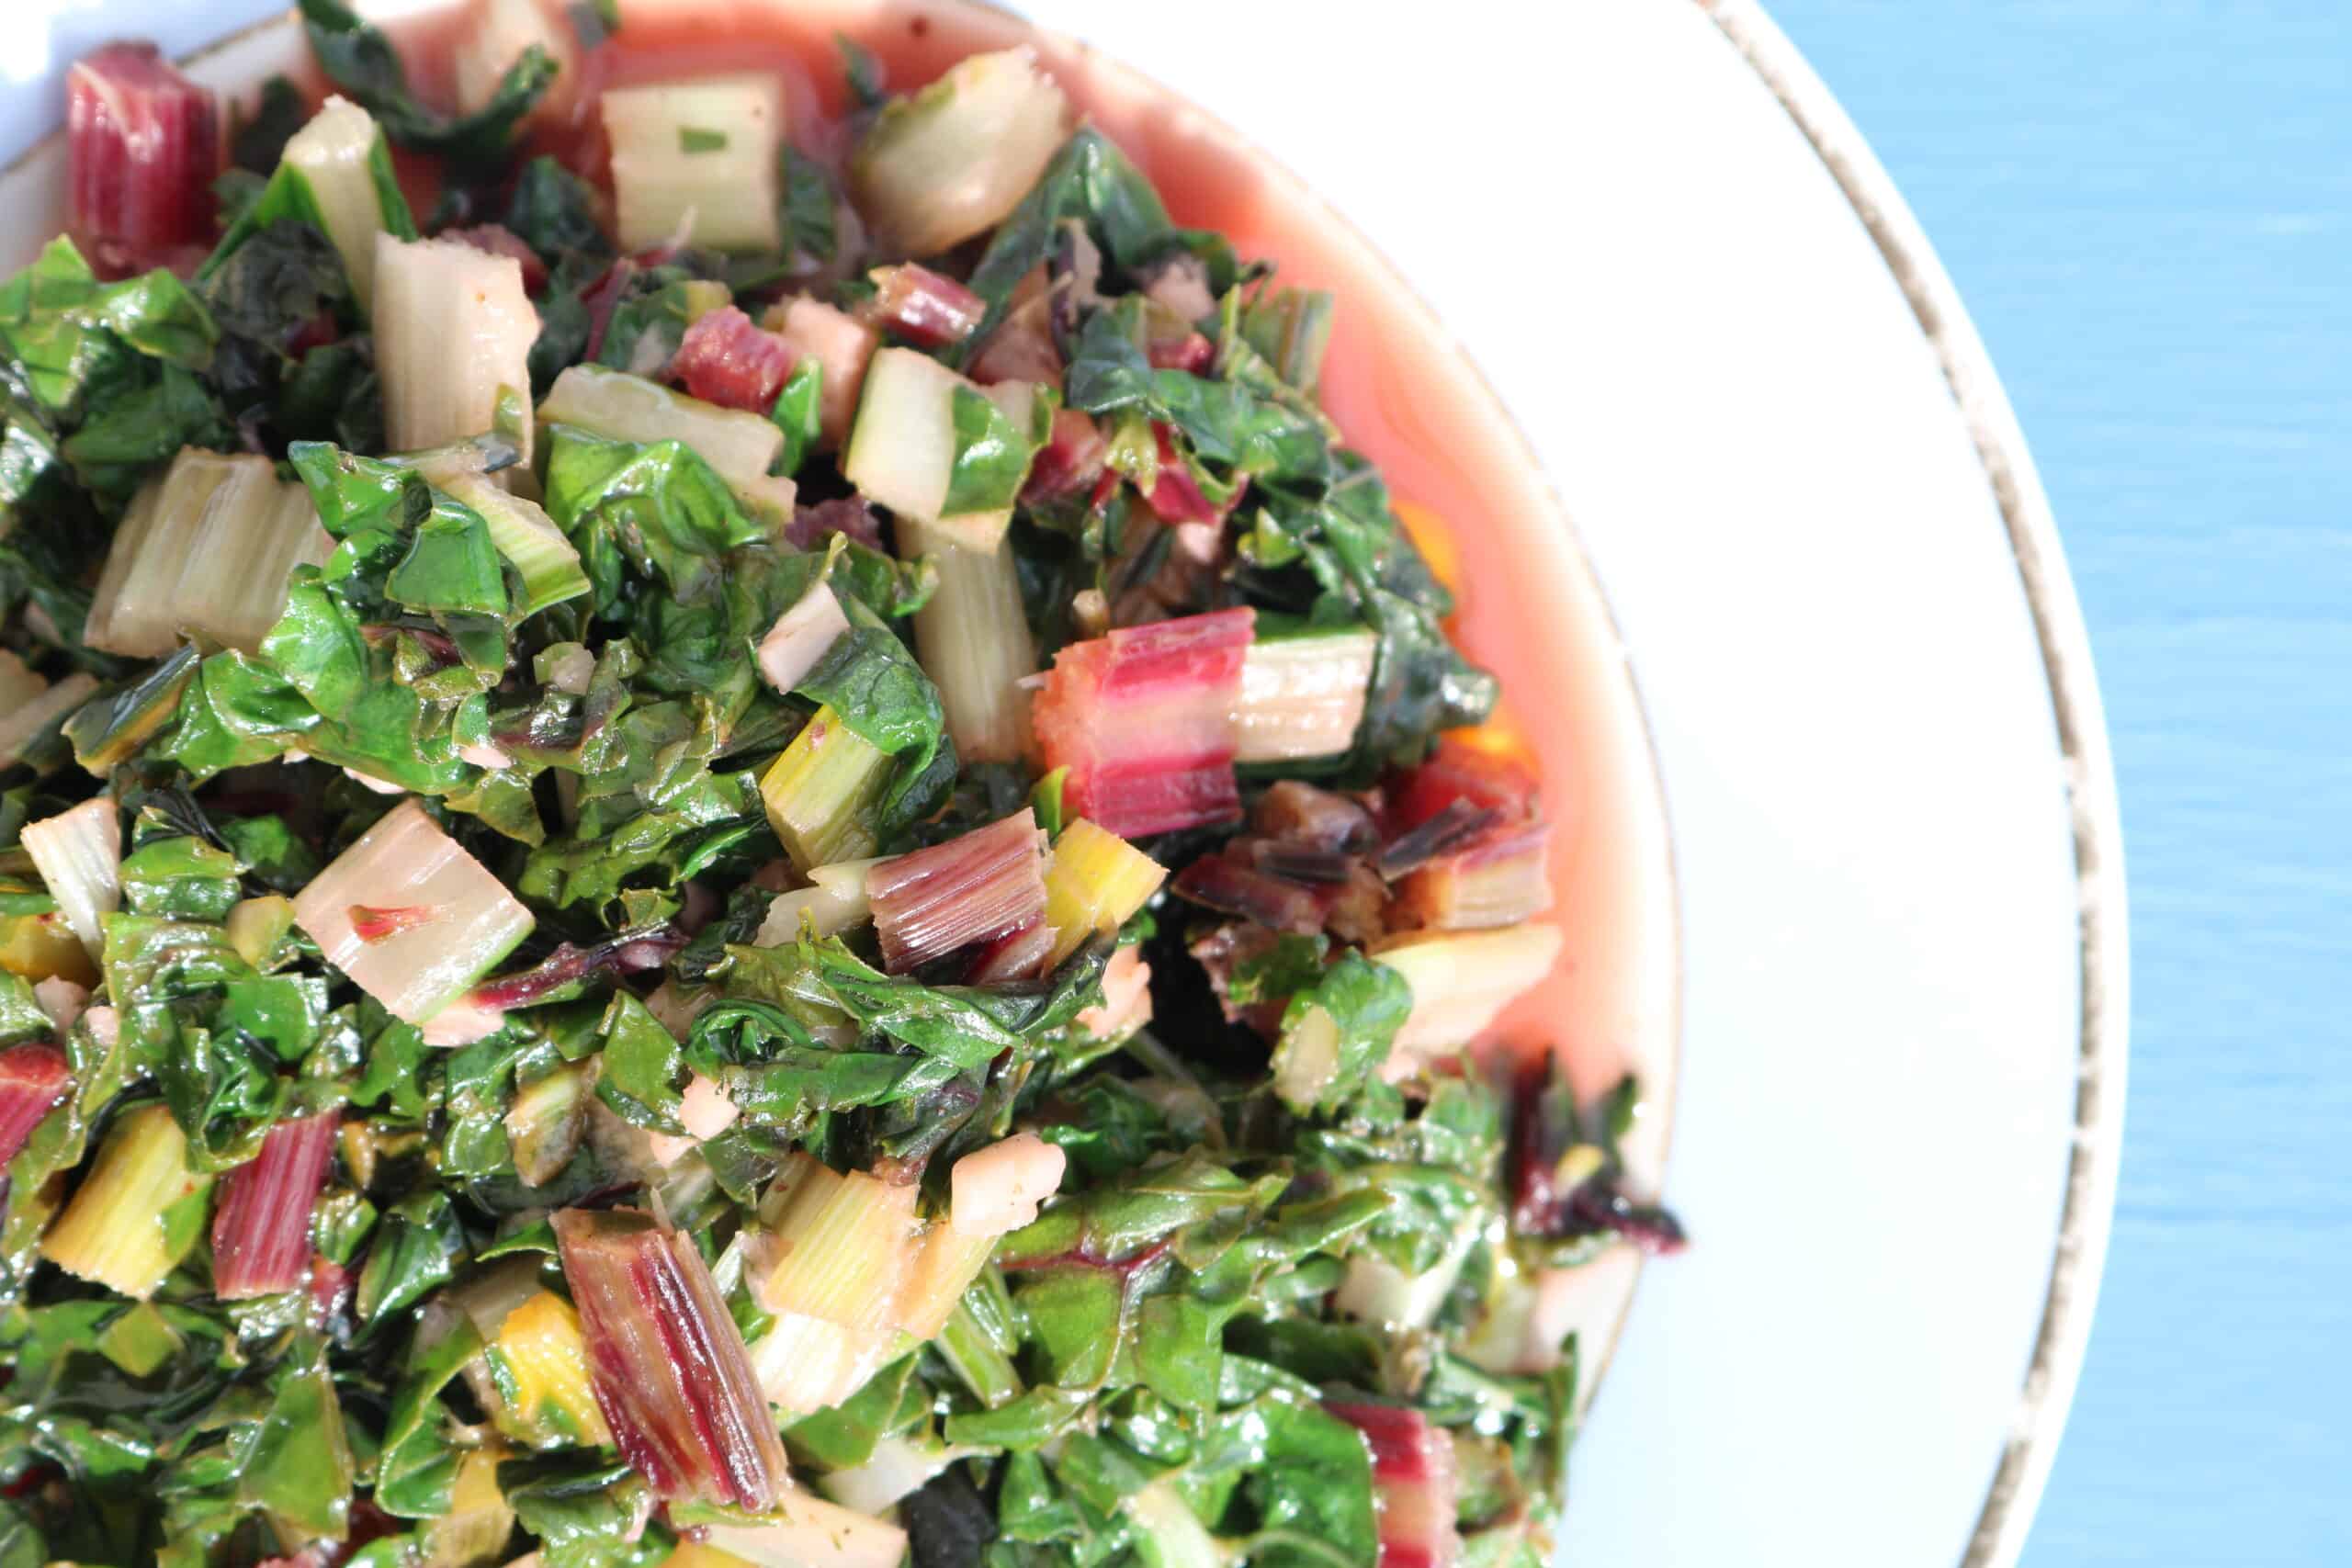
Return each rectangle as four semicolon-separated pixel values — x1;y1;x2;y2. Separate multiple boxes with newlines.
867;808;1048;976
1326;1401;1462;1568
0;1043;72;1168
669;304;797;413
1393;821;1555;931
67;42;220;270
1508;1057;1687;1257
551;1206;791;1511
212;1110;340;1299
292;799;536;1024
1031;607;1254;839
867;263;988;349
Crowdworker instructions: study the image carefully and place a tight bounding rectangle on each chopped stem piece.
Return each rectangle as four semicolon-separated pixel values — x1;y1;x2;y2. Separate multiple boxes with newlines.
746;1307;899;1416
293;798;536;1024
755;856;882;945
759;707;892;873
224;894;297;970
697;1496;910;1568
21;797;121;959
1373;924;1565;1062
1041;818;1168;969
85;449;333;658
603;76;786;252
422;1444;517;1568
866;809;1047;976
486;1287;614;1448
851;47;1069;255
866;264;986;348
647;1071;741;1168
752;1162;919;1332
0;662;98;771
276;96;411;310
1031;610;1255;840
1125;1480;1223;1568
763;297;880;450
1334;1223;1480;1333
895;1224;998;1342
375;233;538;463
965;917;1052;985
504;1058;592;1183
41;1101;213;1299
552;1206;790;1511
949;1133;1065;1238
452;0;577;123
211;1111;338;1299
1325;1401;1461;1568
756;581;851;696
0;1043;72;1168
67;42;220;265
671;304;797;413
820;1434;967;1515
1074;946;1154;1042
1234;626;1377;763
900;516;1037;764
1392;822;1555;931
842;347;1035;549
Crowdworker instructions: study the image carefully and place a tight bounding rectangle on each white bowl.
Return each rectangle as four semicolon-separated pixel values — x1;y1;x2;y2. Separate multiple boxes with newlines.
2;4;2126;1565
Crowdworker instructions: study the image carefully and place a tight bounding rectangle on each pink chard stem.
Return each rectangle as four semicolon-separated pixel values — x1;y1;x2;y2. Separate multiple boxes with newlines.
0;1043;72;1168
212;1111;339;1300
551;1207;790;1512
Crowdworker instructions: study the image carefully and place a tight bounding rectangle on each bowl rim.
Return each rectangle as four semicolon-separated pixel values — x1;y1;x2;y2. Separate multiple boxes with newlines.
1695;4;2131;1565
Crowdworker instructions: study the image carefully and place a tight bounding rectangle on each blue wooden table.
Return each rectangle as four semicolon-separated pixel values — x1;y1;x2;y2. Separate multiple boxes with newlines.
1770;3;2350;1561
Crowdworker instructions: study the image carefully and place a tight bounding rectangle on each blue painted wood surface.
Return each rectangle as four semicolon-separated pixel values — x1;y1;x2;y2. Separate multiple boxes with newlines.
1770;3;2351;1562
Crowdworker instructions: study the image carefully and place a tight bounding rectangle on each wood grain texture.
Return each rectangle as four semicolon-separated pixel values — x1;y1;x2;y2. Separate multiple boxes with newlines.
1771;3;2352;1562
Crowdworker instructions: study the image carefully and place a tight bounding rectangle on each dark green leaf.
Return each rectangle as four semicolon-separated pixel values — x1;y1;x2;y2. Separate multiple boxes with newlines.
592;989;687;1134
542;426;766;615
781;147;839;265
790;594;956;842
503;156;615;266
770;358;823;479
499;1452;670;1568
373;1312;481;1517
299;0;557;159
355;1190;464;1326
838;34;886;109
232;76;311;173
942;382;1035;517
1271;951;1412;1113
959;130;1236;355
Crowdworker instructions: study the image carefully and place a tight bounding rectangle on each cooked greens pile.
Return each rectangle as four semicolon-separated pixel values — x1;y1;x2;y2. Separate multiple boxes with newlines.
0;9;1679;1568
